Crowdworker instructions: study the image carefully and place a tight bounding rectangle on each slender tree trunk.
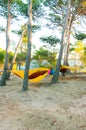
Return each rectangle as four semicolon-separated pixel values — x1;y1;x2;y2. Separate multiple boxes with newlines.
64;21;71;66
22;0;32;91
51;0;70;84
0;0;11;86
63;0;71;66
63;0;75;66
7;30;26;79
64;23;71;66
64;14;75;66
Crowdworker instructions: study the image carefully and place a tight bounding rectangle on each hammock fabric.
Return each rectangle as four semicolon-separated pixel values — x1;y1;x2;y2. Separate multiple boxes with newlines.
1;66;86;82
11;68;49;82
62;66;81;70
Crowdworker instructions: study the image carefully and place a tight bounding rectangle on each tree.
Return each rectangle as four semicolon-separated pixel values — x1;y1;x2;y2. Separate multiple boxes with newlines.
51;0;71;84
44;0;86;67
22;0;32;91
0;0;11;86
64;0;86;65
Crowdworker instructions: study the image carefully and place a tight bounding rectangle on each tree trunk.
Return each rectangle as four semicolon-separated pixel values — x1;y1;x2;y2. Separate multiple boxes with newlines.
64;14;75;66
51;0;70;84
7;30;26;79
63;0;75;66
64;24;71;66
0;0;11;86
64;22;71;66
22;0;32;91
63;0;71;66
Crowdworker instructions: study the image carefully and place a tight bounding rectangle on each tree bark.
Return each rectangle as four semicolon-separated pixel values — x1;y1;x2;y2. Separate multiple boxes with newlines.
22;0;32;91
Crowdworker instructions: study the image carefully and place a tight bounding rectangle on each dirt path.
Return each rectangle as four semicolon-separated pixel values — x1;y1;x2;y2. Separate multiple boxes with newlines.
0;74;86;130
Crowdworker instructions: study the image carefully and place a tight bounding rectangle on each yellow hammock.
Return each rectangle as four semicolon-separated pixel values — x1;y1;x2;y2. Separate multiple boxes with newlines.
11;68;49;82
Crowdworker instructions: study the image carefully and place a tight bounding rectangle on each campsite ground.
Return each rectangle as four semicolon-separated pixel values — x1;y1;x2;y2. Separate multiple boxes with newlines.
0;74;86;130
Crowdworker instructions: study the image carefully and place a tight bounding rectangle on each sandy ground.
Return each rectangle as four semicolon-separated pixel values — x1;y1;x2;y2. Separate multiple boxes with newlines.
0;74;86;130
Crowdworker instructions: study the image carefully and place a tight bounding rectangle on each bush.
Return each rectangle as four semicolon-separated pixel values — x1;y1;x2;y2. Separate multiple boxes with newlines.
16;52;26;61
0;51;5;63
9;52;14;63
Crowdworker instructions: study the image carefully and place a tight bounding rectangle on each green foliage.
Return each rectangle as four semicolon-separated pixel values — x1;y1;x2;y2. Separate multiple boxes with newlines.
69;43;76;52
16;52;26;61
49;13;62;23
11;30;22;35
32;0;45;19
75;32;86;40
0;26;5;32
33;0;43;11
32;47;57;67
40;35;60;53
0;0;24;17
0;49;6;63
80;46;86;66
15;0;44;17
0;48;26;64
40;35;60;45
9;51;14;63
0;51;5;63
32;25;41;32
16;1;28;16
44;0;86;30
44;0;56;6
0;49;15;63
